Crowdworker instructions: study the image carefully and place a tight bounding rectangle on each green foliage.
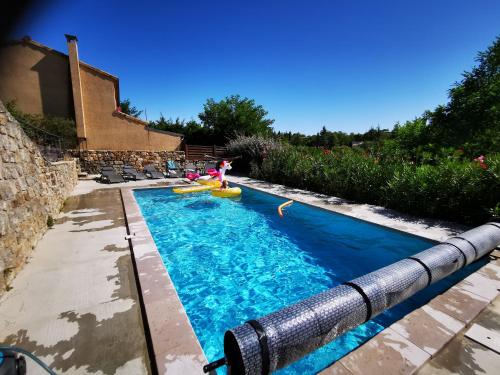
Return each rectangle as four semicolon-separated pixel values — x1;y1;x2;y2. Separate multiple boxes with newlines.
198;95;274;143
420;36;500;156
119;98;143;117
6;101;77;148
47;215;54;228
255;146;500;225
392;118;430;157
149;115;209;143
384;157;499;223
489;202;500;218
149;95;275;145
274;125;390;148
226;135;281;173
258;146;390;203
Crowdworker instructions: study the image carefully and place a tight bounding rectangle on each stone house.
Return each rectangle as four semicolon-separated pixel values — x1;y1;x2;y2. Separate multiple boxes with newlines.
0;35;183;151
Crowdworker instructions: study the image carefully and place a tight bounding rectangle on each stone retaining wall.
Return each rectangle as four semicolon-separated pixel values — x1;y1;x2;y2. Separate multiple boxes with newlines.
68;150;186;174
0;100;78;293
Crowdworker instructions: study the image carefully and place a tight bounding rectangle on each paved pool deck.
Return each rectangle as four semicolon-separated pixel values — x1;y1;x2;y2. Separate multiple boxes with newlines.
0;178;187;374
1;176;499;375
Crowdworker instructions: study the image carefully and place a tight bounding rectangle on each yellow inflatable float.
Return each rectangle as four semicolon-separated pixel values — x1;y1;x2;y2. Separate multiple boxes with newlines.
173;185;212;194
196;179;221;188
211;187;242;198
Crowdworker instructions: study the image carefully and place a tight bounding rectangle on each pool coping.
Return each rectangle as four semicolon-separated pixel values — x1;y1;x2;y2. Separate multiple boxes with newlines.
122;179;500;375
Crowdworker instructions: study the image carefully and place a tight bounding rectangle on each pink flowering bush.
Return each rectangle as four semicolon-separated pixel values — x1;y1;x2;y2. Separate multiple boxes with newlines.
255;146;500;225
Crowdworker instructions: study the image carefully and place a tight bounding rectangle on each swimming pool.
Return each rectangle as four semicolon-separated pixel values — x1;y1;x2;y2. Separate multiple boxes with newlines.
134;185;484;374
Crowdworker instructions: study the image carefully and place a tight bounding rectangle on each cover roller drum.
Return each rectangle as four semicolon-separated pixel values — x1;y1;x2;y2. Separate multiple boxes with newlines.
304;285;368;340
411;244;465;282
458;223;500;259
443;237;477;265
224;286;367;374
349;258;430;317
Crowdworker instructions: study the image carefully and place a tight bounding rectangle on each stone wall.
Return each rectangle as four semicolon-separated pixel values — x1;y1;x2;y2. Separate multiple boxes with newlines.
0;101;78;293
69;149;186;174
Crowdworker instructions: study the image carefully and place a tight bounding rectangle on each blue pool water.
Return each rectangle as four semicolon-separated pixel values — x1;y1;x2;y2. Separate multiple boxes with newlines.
134;185;485;374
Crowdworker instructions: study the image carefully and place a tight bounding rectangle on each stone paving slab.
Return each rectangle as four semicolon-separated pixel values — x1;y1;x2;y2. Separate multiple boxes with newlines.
337;328;431;375
474;296;500;333
417;332;500;375
455;270;500;301
319;361;353;374
428;286;490;324
478;262;500;283
465;324;500;354
390;304;465;356
417;296;500;375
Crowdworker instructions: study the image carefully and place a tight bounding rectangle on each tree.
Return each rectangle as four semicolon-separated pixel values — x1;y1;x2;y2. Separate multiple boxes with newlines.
427;36;500;155
149;115;210;144
393;118;430;154
119;98;143;118
362;125;391;142
198;95;274;144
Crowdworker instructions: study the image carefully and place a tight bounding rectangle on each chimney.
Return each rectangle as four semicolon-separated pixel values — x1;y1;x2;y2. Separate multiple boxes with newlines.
65;34;87;148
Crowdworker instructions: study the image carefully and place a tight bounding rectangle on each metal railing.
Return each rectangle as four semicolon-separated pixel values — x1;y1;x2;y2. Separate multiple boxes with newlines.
17;118;65;162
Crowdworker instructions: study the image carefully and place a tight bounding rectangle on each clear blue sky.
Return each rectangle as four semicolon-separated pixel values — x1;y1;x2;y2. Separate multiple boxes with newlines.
13;0;500;134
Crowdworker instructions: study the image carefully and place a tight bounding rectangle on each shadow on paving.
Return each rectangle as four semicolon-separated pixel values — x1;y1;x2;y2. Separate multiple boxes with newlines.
57;189;125;232
2;187;150;374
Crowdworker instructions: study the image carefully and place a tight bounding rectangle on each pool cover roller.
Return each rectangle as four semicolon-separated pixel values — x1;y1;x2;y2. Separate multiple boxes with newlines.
222;222;500;374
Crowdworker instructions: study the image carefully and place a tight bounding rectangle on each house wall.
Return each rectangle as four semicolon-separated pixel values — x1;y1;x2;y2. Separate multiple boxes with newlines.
78;65;182;151
0;41;74;118
0;39;183;152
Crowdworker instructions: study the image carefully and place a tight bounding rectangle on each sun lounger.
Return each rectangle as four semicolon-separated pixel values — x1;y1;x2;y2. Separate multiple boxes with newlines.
144;164;165;179
184;162;197;176
204;162;217;174
122;165;147;180
100;166;126;183
166;160;180;178
175;161;186;176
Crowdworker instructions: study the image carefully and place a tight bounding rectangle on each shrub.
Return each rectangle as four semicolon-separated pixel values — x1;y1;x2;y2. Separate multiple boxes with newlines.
226;135;281;173
258;146;391;202
254;145;500;225
6;101;77;149
388;156;500;222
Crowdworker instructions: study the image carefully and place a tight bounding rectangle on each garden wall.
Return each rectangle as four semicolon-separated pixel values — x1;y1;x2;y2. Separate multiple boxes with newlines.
0;100;78;293
69;149;186;174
